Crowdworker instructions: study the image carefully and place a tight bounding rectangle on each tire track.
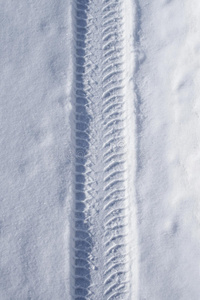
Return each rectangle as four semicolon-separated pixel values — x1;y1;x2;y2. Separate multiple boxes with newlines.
72;0;135;299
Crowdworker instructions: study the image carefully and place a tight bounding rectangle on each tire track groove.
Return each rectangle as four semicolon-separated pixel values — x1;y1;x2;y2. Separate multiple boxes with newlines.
72;0;133;299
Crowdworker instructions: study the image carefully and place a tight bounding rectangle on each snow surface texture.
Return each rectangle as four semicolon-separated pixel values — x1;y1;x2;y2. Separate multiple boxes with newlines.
1;0;200;299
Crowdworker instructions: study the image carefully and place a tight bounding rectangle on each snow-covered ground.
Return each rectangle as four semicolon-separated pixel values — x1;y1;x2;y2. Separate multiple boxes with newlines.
0;1;73;299
1;0;200;299
136;1;200;298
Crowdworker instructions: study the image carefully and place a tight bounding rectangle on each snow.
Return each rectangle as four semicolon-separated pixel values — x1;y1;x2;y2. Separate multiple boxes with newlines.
1;0;200;299
0;1;73;299
136;0;200;299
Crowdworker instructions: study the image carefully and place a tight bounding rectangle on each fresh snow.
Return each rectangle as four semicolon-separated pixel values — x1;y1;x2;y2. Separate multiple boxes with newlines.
1;0;200;299
136;1;200;298
0;1;73;299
